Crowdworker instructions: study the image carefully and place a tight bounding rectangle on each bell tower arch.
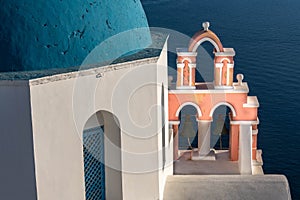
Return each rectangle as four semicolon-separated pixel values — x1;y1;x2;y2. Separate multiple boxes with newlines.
176;22;236;89
188;22;224;53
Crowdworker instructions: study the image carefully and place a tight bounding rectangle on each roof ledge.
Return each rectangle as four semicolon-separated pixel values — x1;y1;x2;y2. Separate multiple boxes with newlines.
243;96;259;108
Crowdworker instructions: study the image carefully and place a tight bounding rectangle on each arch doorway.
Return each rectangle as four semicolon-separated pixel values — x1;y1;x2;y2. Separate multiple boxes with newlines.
177;105;199;156
83;111;123;200
210;105;231;151
171;102;202;160
195;102;236;160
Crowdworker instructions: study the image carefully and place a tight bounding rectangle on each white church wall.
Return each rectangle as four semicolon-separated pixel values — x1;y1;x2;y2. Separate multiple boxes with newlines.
29;44;168;200
29;77;86;200
156;38;173;200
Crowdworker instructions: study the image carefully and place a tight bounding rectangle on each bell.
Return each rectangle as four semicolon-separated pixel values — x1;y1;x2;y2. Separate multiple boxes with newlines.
221;124;229;135
213;114;228;136
180;115;197;138
213;122;229;136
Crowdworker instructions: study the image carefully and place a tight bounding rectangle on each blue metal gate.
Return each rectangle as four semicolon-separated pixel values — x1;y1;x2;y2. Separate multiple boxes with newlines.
83;126;105;200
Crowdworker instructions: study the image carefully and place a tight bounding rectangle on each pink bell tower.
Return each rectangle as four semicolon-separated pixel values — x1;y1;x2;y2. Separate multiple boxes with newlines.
170;22;261;175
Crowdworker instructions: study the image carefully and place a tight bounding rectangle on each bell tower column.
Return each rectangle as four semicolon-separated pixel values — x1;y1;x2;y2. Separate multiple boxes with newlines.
214;48;235;89
197;120;212;157
176;49;197;89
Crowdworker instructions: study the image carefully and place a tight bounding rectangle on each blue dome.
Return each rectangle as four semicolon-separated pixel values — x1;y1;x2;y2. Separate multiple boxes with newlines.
0;0;151;72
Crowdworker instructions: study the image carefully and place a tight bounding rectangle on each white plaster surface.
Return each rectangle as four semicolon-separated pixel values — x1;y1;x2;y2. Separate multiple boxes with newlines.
163;175;291;200
28;40;170;200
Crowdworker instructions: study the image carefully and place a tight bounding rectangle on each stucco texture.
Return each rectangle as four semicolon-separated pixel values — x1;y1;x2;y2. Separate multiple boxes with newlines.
0;0;151;72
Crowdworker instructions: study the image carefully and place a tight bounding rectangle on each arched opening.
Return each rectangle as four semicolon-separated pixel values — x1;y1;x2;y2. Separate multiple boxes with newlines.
83;111;122;200
175;102;202;119
195;41;215;84
210;105;231;151
209;102;237;118
185;26;229;88
177;105;198;154
190;37;222;53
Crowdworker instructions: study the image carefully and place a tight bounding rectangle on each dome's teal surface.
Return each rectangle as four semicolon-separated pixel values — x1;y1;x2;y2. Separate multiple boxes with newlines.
0;0;151;72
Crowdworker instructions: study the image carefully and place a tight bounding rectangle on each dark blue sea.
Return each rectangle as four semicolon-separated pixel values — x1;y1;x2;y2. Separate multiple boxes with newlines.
141;0;300;199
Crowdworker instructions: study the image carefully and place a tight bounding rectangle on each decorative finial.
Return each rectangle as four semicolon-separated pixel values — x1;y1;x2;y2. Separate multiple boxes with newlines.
202;22;210;31
237;74;244;86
